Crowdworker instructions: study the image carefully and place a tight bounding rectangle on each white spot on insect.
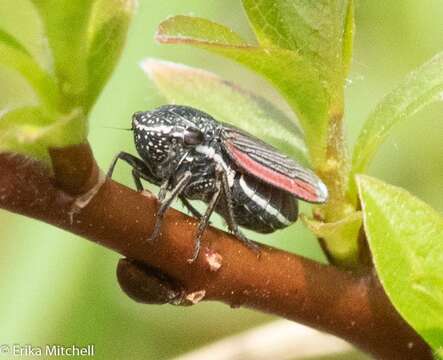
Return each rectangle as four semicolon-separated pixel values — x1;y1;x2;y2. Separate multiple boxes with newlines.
195;145;235;186
134;119;174;135
317;180;329;202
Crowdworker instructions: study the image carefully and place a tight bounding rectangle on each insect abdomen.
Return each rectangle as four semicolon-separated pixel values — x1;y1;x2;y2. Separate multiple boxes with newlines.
229;174;298;233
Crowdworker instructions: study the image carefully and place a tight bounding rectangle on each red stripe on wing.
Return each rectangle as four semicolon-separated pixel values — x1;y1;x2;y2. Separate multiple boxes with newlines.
226;143;321;202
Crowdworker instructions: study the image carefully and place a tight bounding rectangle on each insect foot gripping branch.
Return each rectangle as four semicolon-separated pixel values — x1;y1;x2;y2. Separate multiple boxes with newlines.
107;105;328;262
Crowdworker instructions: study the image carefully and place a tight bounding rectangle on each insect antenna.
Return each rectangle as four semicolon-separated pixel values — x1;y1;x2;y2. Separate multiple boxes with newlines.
103;125;133;131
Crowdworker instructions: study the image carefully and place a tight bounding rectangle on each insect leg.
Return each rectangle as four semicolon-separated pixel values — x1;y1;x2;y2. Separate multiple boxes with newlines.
188;179;222;263
149;171;192;242
157;178;170;202
219;171;261;254
179;196;203;219
131;169;144;192
107;152;159;185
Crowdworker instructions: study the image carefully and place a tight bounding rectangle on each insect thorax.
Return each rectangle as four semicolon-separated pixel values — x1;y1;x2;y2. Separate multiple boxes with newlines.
132;105;219;181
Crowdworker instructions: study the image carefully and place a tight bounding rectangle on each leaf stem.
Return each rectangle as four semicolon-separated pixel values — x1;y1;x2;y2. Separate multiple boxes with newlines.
314;98;360;266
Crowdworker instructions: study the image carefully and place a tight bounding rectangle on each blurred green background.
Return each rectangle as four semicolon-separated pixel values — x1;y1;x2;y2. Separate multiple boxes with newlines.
0;1;442;359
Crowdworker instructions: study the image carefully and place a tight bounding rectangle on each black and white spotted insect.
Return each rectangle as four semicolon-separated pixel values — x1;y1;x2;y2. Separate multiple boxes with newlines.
107;105;328;262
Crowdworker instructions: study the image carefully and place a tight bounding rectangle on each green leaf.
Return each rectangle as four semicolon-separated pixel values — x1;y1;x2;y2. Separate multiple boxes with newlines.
0;107;53;161
0;40;58;111
350;51;443;198
157;15;247;46
358;175;443;351
242;0;354;86
0;106;86;161
85;0;136;110
0;2;134;161
0;1;134;160
341;0;355;77
141;59;308;163
0;28;32;56
31;0;95;109
156;15;329;166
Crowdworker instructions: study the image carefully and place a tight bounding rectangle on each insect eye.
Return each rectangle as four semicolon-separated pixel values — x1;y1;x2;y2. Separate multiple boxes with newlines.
184;127;204;145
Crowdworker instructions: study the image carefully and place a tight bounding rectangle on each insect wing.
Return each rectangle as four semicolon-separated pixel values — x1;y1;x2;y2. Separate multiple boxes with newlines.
220;126;328;203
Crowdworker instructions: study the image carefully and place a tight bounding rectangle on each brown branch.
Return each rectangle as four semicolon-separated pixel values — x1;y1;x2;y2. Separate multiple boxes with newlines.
0;144;432;360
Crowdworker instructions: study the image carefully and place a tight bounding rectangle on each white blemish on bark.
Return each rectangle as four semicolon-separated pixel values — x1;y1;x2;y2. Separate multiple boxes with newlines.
205;249;223;272
69;170;106;224
141;189;155;199
185;290;206;304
